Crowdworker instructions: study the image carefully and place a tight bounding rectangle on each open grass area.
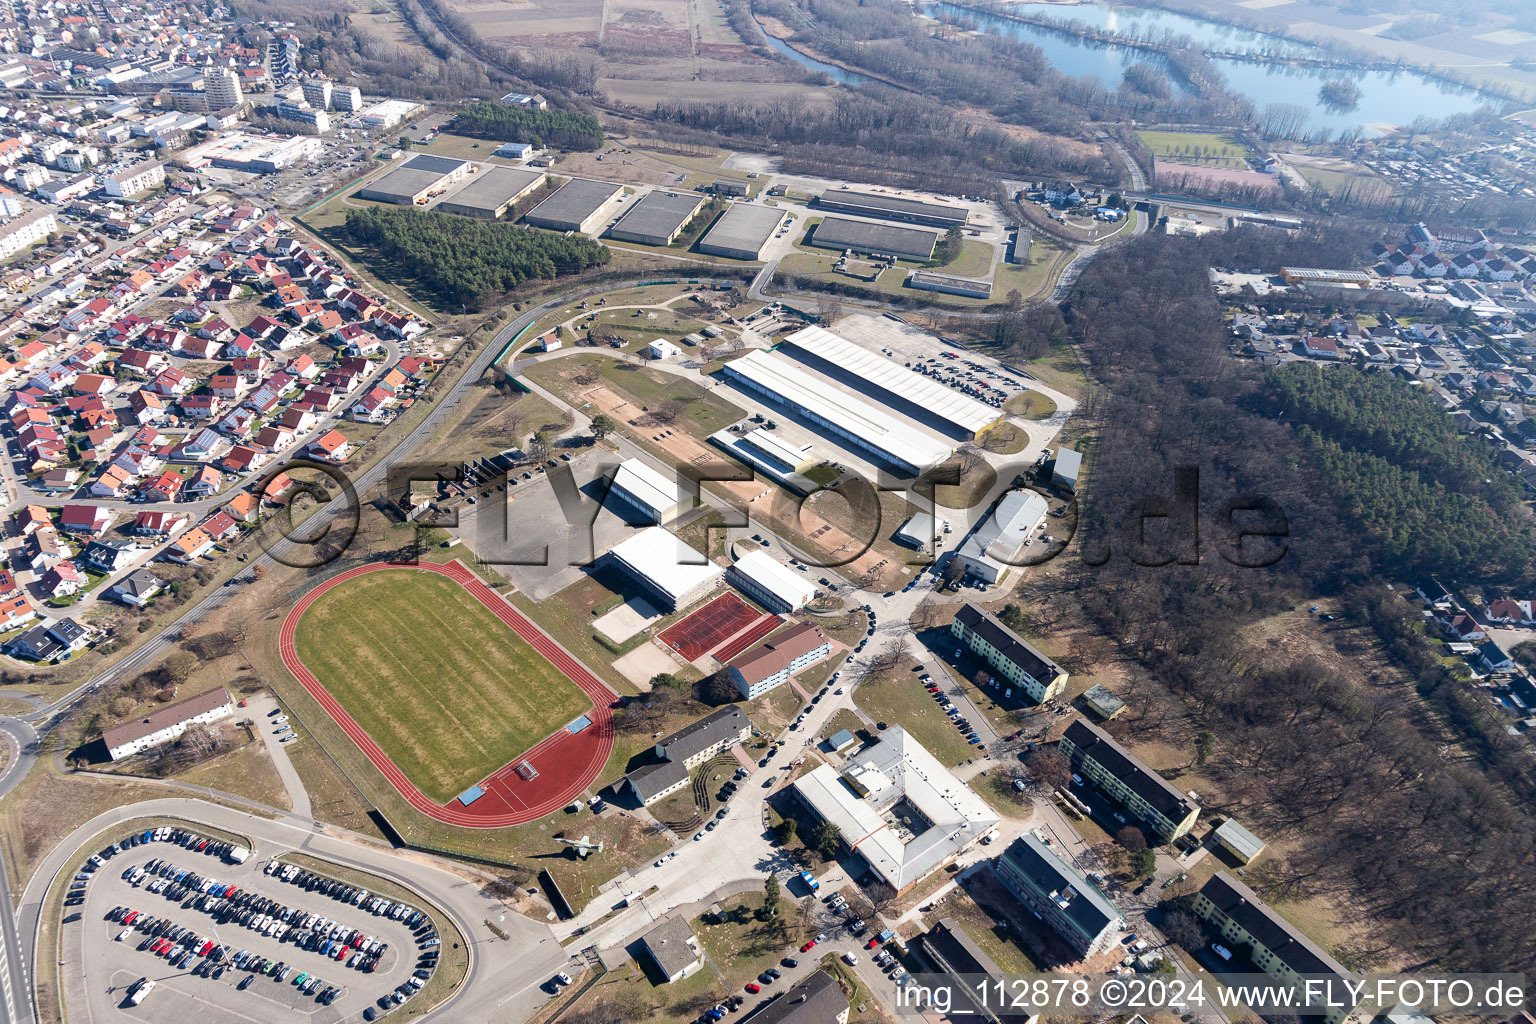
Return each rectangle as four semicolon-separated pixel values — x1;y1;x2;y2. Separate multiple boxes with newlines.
1293;162;1392;197
1136;129;1254;169
292;569;591;803
937;239;996;279
175;740;292;811
853;661;977;769
1005;390;1058;419
922;889;1040;975
523;352;746;437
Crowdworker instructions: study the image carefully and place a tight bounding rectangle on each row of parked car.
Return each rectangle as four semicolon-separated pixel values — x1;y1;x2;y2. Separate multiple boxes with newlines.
65;826;237;915
108;905;222;973
926;678;983;746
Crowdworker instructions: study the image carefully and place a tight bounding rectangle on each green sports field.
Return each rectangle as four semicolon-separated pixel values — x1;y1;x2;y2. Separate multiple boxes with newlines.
292;571;590;803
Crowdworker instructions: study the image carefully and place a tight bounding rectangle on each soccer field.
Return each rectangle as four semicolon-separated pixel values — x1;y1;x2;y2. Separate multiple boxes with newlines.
292;570;591;803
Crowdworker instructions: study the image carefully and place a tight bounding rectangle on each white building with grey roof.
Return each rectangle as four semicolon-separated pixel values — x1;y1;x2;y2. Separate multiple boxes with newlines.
605;458;687;525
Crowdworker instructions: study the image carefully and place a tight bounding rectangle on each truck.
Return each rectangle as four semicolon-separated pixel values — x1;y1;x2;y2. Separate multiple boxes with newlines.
127;978;155;1005
798;871;819;892
225;845;250;865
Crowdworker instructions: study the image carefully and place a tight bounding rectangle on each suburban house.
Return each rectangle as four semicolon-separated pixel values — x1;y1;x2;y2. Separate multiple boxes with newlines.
100;687;234;761
107;568;166;607
1057;719;1200;843
950;604;1068;703
637;916;702;983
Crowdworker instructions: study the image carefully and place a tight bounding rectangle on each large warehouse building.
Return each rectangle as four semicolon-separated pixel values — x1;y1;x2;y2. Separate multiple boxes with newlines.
699;202;784;260
436;165;544;219
780;325;1003;440
721;349;952;476
605;458;688;524
178;133;322;173
815;189;970;228
523;177;624;234
810;216;941;261
609;190;706;245
953;488;1049;583
791;726;998;892
356;154;471;205
727;549;816;614
708;426;819;494
606;526;724;612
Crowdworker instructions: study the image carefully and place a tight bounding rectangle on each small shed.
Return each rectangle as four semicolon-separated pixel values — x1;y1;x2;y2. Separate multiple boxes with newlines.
829;728;858;753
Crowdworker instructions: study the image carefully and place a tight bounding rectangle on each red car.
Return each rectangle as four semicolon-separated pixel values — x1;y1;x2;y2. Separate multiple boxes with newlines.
746;983;760;994
800;940;816;952
866;938;880;949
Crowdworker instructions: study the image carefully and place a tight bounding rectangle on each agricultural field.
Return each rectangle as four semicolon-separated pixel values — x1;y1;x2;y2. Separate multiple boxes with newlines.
291;570;591;803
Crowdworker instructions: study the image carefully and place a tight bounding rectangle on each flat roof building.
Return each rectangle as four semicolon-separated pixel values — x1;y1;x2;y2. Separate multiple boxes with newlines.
610;190;706;245
1051;446;1081;493
951;603;1067;703
791;726;997;892
1080;683;1126;720
708;426;819;495
699;202;784;260
728;621;832;699
780;325;1002;440
606;458;688;525
1214;819;1266;864
810;216;940;262
606;525;723;612
356;154;471;206
721;350;952;476
994;834;1125;957
638;916;702;983
1059;719;1200;843
436;165;543;219
815;190;969;228
178;132;322;173
523;177;624;235
953;489;1049;583
727;549;816;615
908;270;992;300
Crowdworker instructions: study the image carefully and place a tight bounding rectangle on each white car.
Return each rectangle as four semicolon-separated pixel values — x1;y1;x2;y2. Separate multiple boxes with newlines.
116;927;133;941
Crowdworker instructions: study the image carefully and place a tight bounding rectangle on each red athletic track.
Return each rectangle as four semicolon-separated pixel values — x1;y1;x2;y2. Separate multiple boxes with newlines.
279;560;616;828
657;592;760;661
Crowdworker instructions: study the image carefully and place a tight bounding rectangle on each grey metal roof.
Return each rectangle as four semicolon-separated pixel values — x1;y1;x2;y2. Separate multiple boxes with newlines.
816;190;969;226
523;178;623;229
657;706;748;763
810;216;939;259
437;165;543;214
358;155;470;202
998;834;1123;937
639;916;700;978
610;190;705;242
699;202;783;257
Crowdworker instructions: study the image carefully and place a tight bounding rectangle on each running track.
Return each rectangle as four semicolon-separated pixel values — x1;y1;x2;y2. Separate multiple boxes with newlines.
279;560;617;828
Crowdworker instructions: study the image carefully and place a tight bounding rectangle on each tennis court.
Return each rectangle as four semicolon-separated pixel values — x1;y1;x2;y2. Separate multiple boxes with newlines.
657;592;761;660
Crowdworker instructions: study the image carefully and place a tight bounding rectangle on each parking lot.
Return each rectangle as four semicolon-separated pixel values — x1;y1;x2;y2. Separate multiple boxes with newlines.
61;826;438;1023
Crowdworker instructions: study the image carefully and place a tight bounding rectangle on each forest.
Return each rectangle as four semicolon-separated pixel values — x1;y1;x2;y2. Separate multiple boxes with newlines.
343;207;609;310
450;102;605;151
1264;362;1533;581
1047;225;1536;976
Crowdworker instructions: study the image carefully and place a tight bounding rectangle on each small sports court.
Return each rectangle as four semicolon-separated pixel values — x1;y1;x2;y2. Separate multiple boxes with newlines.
657;592;763;661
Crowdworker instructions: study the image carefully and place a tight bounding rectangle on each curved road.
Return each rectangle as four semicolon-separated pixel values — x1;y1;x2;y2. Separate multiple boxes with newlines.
18;799;569;1024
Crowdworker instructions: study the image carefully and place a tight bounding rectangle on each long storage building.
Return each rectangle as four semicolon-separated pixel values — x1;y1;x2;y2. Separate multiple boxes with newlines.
609;190;706;245
699;202;784;260
810;216;941;261
605;457;687;524
721;349;952;476
436;165;544;219
524;177;625;234
779;325;1002;439
953;488;1049;583
815;189;969;228
727;549;816;614
356;154;471;206
605;526;723;612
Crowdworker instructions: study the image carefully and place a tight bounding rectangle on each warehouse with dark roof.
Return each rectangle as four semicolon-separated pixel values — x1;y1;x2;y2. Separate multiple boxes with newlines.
699;202;784;260
436;165;544;219
523;177;624;234
609;190;706;245
809;216;940;261
815;189;969;227
356;154;472;205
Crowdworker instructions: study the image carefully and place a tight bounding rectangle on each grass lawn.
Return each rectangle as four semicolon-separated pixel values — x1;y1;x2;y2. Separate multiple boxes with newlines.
995;239;1070;302
175;739;293;811
1294;162;1392;197
853;662;977;769
1136;129;1253;169
978;421;1030;455
1004;390;1057;420
937;239;995;279
292;569;591;803
923;890;1039;975
698;893;802;989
